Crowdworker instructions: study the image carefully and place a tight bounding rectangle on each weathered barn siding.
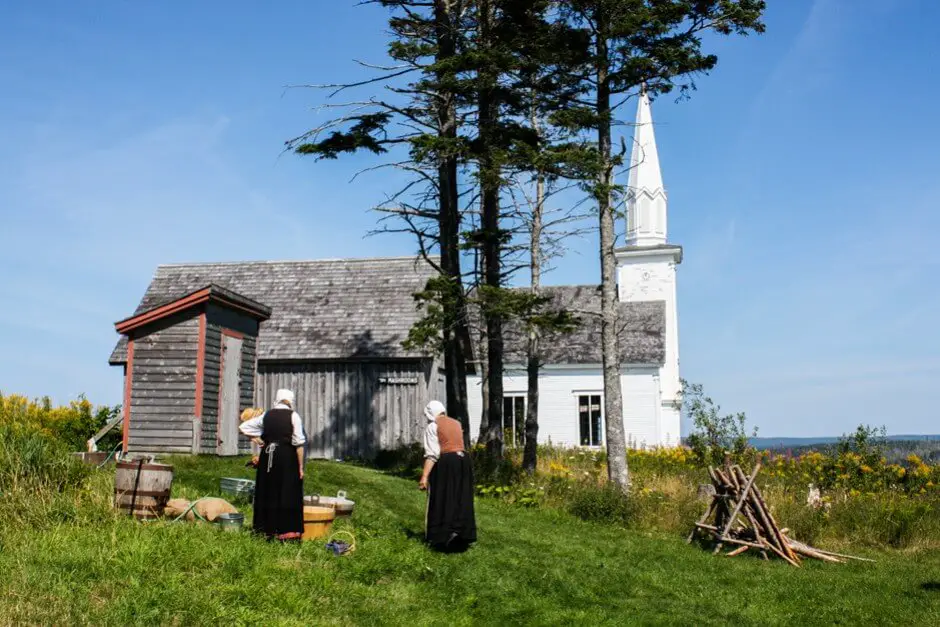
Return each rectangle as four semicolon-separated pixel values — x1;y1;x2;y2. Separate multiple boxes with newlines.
256;360;438;459
128;312;199;453
201;303;260;454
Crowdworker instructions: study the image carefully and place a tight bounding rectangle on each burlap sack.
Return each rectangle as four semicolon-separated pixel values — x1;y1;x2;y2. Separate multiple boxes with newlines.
193;497;238;522
165;498;192;518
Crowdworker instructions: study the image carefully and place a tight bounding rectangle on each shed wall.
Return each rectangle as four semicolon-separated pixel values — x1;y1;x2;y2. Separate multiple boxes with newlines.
128;311;199;453
256;360;436;460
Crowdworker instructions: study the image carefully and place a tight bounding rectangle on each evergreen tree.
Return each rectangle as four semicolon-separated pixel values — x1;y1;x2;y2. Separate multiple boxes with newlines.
557;0;766;491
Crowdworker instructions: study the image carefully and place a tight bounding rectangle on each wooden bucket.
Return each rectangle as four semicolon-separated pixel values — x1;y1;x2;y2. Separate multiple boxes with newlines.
114;461;174;520
302;506;335;541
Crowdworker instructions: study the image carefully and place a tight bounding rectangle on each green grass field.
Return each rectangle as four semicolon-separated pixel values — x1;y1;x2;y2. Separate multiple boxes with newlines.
2;456;939;625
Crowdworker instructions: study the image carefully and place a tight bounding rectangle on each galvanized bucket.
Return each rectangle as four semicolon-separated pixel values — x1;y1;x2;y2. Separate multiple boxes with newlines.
217;512;245;532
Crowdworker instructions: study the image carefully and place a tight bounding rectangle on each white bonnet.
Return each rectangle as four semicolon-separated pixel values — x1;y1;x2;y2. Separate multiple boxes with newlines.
424;400;446;422
275;389;295;406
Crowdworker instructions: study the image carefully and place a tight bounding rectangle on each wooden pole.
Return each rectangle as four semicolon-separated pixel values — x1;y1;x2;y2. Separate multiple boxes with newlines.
717;463;761;544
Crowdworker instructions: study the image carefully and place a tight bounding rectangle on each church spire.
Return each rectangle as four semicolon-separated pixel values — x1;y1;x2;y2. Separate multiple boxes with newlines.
625;85;668;247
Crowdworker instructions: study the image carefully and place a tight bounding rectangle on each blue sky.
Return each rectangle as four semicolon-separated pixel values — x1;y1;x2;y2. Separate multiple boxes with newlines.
1;0;937;437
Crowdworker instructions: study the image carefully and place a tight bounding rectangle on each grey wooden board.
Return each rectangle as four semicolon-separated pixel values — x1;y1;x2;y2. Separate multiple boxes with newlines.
129;419;198;430
218;333;243;456
129;429;194;439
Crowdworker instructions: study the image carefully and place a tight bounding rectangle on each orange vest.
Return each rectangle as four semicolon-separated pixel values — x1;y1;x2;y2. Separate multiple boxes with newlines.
435;415;465;454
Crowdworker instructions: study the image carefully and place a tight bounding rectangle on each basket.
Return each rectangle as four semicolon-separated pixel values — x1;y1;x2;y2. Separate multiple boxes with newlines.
325;529;357;556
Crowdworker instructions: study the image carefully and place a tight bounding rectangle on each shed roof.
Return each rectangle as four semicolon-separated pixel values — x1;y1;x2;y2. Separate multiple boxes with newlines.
114;283;272;335
494;285;666;366
109;257;438;364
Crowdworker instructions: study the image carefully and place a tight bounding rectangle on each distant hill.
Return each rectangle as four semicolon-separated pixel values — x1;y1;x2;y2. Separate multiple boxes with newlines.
749;435;940;450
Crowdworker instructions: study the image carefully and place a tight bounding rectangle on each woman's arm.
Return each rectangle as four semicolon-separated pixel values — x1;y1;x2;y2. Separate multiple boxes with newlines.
419;458;435;490
291;412;306;479
420;422;440;490
239;413;265;447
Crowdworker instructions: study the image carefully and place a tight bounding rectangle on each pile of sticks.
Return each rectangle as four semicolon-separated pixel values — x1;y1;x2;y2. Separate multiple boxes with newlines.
688;462;873;566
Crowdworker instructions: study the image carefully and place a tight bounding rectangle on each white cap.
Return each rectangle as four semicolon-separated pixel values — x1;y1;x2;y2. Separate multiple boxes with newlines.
275;389;295;406
424;400;446;422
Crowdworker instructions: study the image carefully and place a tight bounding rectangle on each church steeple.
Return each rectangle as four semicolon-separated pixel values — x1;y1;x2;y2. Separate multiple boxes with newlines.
625;85;668;247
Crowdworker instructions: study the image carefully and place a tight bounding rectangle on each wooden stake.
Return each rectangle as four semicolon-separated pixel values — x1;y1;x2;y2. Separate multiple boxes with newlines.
714;463;761;555
726;545;750;557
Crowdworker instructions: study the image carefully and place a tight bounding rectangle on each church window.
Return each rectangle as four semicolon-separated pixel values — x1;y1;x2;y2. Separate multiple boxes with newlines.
578;395;603;446
502;395;526;447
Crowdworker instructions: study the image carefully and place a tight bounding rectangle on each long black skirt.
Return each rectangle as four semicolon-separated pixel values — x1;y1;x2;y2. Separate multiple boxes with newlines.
426;452;477;551
253;442;304;540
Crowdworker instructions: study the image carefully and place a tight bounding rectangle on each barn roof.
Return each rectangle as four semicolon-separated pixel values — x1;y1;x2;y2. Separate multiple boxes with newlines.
491;285;665;366
109;256;438;364
109;258;666;367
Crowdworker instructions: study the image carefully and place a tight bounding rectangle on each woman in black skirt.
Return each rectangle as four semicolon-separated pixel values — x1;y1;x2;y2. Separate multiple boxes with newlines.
239;388;306;541
419;400;476;552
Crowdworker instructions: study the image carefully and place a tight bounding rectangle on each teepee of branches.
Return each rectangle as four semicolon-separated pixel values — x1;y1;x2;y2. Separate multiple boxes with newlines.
689;462;874;566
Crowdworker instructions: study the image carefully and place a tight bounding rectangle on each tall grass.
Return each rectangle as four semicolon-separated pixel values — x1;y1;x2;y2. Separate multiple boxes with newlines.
405;443;940;550
0;425;116;536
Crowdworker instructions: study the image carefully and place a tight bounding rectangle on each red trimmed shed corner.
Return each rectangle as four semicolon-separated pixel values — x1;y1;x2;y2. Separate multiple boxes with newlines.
113;284;272;456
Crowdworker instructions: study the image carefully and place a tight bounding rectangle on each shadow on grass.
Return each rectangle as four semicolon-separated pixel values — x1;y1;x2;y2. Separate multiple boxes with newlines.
401;526;425;544
921;581;940;592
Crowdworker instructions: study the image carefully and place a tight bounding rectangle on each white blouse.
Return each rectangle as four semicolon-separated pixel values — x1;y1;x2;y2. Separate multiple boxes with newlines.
238;402;306;446
423;421;440;462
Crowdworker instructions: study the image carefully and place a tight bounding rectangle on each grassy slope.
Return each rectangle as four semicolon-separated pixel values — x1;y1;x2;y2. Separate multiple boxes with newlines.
2;457;939;626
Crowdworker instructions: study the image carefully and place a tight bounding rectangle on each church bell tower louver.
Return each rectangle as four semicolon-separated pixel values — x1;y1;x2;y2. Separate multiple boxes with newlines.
616;86;683;447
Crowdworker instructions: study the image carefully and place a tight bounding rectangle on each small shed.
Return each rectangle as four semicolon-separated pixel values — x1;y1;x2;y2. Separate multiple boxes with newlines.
113;284;272;455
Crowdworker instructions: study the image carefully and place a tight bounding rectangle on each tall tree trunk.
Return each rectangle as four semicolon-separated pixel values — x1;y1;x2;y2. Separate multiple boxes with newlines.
434;0;470;443
475;231;490;443
478;0;504;459
595;7;630;492
523;160;544;474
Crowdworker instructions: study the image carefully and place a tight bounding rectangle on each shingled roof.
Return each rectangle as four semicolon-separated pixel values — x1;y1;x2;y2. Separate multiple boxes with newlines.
109;257;438;364
496;285;665;365
110;258;665;368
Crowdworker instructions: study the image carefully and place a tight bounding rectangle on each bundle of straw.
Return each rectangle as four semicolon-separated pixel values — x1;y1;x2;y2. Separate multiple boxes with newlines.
240;408;264;422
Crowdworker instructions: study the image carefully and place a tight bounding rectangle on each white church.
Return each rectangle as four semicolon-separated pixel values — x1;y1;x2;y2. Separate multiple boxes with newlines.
467;90;682;449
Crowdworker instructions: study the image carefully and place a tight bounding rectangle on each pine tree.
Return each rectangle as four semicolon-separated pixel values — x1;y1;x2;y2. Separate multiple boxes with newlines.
557;0;766;492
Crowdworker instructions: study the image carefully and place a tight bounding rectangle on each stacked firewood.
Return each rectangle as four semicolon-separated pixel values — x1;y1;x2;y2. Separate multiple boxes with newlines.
688;462;873;566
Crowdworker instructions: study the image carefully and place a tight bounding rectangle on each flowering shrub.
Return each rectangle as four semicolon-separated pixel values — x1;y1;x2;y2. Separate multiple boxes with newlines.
759;434;940;497
0;393;121;451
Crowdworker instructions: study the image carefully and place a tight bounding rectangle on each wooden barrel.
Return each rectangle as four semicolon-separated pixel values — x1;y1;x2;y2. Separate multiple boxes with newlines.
114;461;174;520
302;506;335;541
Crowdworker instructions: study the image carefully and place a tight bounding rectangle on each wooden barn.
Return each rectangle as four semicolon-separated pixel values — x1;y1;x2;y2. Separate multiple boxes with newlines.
110;257;443;459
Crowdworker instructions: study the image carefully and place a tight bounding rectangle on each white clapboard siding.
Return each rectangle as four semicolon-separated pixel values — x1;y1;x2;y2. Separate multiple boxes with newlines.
467;366;666;448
